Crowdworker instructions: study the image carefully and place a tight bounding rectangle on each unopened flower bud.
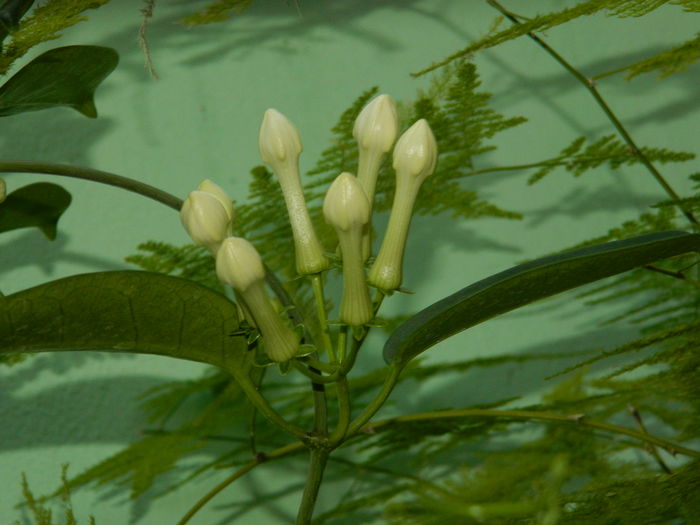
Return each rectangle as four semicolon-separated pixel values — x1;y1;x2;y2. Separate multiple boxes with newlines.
216;237;299;362
0;178;5;204
369;119;437;292
354;94;398;261
259;109;328;275
198;179;234;224
180;190;231;253
323;173;373;326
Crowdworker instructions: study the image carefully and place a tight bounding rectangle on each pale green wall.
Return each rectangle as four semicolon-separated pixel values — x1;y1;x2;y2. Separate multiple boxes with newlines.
1;1;698;523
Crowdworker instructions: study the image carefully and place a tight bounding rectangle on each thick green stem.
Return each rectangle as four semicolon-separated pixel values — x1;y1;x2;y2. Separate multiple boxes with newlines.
0;161;183;210
485;0;699;228
296;448;331;525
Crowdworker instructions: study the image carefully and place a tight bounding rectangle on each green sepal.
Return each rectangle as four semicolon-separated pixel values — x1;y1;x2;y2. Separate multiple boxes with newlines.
0;271;255;386
384;231;700;366
0;45;119;118
0;182;71;239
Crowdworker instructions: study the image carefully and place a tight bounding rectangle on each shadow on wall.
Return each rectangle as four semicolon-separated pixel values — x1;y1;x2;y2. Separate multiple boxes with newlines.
83;0;469;80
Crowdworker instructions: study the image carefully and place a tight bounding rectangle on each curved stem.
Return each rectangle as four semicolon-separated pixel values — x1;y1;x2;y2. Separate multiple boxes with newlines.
176;441;305;525
302;355;339;374
360;408;700;459
238;380;307;440
292;361;340;383
346;364;403;436
295;447;331;525
310;273;336;362
328;376;351;446
485;0;699;228
0;161;183;211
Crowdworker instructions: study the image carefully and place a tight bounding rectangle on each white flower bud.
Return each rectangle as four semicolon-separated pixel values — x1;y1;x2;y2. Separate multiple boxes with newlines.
354;94;399;155
392;119;437;181
323;173;373;326
259;109;328;275
216;236;266;291
198;179;234;224
216;237;299;362
180;190;231;253
354;95;398;261
0;178;5;204
369;119;438;292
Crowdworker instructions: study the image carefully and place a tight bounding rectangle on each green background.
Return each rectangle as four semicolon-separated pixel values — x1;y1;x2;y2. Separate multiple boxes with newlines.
1;1;698;523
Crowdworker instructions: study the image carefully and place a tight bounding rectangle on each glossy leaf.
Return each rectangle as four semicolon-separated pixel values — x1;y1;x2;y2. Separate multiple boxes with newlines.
0;182;71;239
0;271;254;384
384;231;700;366
0;45;119;118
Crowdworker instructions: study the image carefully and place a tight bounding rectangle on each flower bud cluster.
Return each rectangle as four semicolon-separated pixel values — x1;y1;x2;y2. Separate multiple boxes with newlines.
179;97;437;362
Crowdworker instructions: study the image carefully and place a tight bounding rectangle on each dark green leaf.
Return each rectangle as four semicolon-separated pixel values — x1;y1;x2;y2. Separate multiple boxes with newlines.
384;231;700;365
0;271;254;384
0;45;118;118
0;181;71;239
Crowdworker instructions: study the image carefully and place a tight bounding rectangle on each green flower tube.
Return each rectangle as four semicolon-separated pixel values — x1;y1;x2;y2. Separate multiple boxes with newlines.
216;236;300;362
323;172;373;326
368;119;437;292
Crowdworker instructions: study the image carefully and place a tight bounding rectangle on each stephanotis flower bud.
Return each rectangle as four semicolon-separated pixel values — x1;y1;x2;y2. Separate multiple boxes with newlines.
369;119;437;292
259;109;328;275
353;94;399;261
180;189;231;254
198;179;234;225
354;94;398;204
216;236;299;362
323;172;373;326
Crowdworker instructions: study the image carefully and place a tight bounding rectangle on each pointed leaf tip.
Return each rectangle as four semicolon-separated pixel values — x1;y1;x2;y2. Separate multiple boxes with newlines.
384;231;700;366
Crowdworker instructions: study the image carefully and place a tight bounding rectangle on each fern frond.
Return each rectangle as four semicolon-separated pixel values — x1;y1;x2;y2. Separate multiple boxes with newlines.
550;319;700;378
0;0;111;75
18;466;96;525
413;0;680;76
622;32;700;79
528;135;694;184
180;0;253;26
124;241;223;291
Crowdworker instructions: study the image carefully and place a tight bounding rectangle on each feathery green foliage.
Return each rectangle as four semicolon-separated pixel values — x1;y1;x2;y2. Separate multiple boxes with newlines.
7;1;700;524
181;0;253;26
15;466;96;525
124;241;223;292
0;0;111;75
618;32;700;79
413;0;700;77
527;135;695;185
